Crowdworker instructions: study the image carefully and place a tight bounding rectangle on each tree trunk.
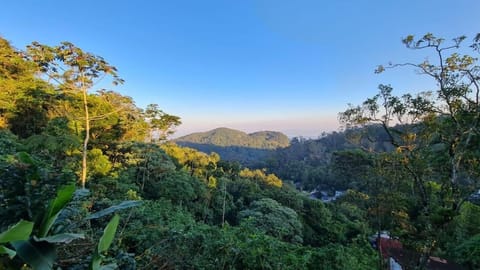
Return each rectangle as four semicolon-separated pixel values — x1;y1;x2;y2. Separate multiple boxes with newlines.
81;87;90;189
222;180;227;227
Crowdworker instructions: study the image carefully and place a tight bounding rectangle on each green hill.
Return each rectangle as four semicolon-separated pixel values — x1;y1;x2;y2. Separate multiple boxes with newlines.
174;127;290;149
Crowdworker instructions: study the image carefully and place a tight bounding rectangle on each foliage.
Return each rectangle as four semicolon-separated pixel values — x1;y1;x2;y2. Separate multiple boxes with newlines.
0;37;54;137
261;132;356;190
0;220;34;259
452;233;480;269
0;184;83;269
142;170;209;219
88;148;112;177
339;33;480;268
308;242;377;270
175;127;290;149
91;214;120;270
26;40;124;189
239;168;283;187
238;198;303;243
175;142;275;167
145;103;181;142
0;149;67;229
161;142;220;183
330;149;374;190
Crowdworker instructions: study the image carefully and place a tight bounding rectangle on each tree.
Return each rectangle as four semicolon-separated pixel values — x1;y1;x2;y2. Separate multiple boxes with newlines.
239;168;283;188
161;143;220;183
145;103;181;142
330;149;373;190
238;198;303;243
339;33;480;268
377;33;480;190
0;37;56;138
26;41;123;189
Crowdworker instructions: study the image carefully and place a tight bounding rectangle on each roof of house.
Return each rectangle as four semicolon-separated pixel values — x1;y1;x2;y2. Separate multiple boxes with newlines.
378;238;464;270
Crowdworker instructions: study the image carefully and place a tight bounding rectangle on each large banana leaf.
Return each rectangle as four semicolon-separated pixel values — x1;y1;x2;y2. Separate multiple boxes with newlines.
0;220;34;259
39;184;75;237
11;239;56;270
86;200;141;220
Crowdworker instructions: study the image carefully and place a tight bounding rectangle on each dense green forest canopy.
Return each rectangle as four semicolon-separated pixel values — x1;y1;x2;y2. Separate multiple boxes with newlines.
1;33;480;270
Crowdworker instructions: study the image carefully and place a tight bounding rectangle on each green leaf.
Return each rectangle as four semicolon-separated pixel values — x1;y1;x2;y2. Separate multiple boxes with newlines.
91;257;118;270
97;214;119;253
0;245;16;259
100;263;118;270
11;239;56;270
34;233;84;244
86;200;141;220
39;213;61;239
48;184;76;219
0;220;34;243
16;151;35;165
91;215;120;270
39;184;75;237
91;255;102;270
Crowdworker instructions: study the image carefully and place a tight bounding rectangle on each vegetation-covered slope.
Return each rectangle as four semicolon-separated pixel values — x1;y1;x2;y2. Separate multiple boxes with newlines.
174;128;290;167
175;127;290;149
258;125;396;191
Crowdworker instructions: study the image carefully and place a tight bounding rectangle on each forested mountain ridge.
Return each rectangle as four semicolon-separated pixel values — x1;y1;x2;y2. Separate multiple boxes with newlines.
174;128;290;167
175;127;290;149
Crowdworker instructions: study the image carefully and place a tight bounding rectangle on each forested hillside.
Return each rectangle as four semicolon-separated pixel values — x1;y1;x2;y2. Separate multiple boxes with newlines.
258;125;398;191
175;126;395;185
175;128;290;167
1;33;480;270
175;127;290;148
178;125;394;191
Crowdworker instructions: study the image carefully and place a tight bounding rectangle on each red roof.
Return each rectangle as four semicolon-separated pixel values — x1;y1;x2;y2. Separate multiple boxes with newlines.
377;238;464;270
378;237;403;259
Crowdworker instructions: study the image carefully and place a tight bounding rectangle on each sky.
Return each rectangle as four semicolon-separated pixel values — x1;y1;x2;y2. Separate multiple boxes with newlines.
1;0;479;138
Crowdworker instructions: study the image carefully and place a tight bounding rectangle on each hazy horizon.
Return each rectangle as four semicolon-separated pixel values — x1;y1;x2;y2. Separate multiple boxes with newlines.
172;115;340;139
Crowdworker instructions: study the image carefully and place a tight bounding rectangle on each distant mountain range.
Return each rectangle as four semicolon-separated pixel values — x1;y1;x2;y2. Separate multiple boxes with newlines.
173;128;289;166
174;127;290;149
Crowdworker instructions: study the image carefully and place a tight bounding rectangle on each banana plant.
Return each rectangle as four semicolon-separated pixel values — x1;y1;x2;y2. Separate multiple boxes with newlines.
87;201;142;269
9;184;84;270
90;214;120;270
1;182;141;269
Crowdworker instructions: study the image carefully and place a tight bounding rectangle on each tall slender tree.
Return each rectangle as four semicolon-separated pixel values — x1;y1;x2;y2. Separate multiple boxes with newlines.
26;42;123;189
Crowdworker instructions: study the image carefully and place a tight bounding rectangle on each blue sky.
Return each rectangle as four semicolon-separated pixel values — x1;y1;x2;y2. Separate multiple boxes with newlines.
1;0;479;137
